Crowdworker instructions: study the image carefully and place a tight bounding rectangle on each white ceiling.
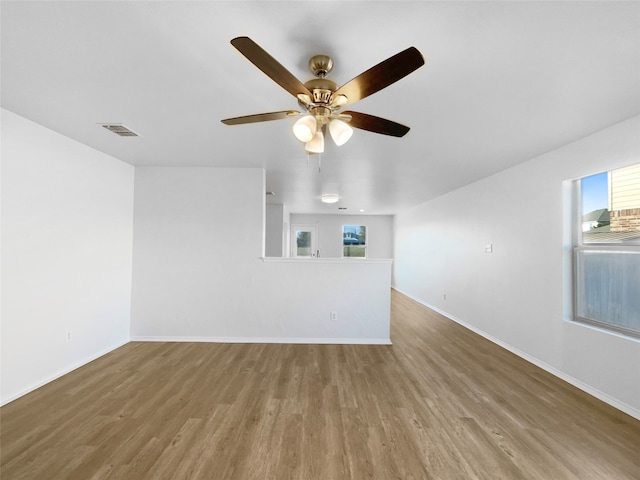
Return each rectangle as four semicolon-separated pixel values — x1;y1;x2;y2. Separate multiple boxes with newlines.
2;1;639;215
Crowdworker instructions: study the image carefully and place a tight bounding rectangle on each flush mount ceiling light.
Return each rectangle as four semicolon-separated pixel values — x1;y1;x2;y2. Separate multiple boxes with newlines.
321;194;341;204
221;37;425;155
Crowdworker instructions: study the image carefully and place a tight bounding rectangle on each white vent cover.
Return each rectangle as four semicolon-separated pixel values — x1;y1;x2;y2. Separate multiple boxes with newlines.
100;124;140;137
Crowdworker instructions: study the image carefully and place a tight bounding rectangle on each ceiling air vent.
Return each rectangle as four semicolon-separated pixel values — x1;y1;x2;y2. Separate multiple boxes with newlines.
100;124;140;137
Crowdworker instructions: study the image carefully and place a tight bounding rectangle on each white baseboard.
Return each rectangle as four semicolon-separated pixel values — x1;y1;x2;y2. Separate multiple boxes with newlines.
1;339;130;407
392;287;640;421
131;336;392;345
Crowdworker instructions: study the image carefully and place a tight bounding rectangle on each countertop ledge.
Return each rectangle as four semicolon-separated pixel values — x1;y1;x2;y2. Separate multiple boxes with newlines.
260;257;393;264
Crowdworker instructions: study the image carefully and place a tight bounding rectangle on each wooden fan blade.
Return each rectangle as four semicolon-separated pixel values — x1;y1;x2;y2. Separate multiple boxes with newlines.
343;111;410;137
333;47;425;106
221;110;299;125
231;37;312;99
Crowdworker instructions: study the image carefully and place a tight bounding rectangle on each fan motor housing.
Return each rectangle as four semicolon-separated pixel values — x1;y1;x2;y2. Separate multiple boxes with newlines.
304;78;337;104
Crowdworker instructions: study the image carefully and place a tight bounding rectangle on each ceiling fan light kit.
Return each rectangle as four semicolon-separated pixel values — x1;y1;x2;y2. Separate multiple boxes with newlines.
221;36;425;155
293;114;316;142
305;130;324;154
329;118;353;146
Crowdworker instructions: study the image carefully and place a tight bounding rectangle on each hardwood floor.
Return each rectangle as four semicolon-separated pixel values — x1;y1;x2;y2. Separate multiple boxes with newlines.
2;290;639;479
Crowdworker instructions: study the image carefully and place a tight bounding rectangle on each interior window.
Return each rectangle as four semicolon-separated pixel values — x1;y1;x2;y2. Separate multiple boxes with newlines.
343;225;367;258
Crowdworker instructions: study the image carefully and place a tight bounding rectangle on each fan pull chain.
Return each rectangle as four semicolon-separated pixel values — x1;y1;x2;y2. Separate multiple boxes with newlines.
305;152;322;173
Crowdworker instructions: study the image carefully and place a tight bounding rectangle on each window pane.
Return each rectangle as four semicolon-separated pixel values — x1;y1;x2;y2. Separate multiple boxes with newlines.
581;164;640;243
344;246;366;257
296;231;311;256
575;248;640;337
343;225;366;245
343;225;367;258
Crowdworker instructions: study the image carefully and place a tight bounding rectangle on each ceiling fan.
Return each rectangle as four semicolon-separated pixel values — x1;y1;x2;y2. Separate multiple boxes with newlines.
221;37;425;154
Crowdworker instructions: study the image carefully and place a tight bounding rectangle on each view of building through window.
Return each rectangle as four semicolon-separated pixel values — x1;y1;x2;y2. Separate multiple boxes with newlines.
581;163;640;243
343;225;367;258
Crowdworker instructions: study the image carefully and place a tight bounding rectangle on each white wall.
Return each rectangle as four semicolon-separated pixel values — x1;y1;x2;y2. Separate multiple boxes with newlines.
283;204;291;257
131;168;391;343
290;214;393;259
130;167;265;338
265;204;285;257
254;258;391;343
1;109;134;405
393;116;640;419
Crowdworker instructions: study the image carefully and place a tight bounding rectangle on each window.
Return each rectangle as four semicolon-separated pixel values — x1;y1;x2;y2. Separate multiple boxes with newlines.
343;225;367;258
291;225;317;258
573;163;640;338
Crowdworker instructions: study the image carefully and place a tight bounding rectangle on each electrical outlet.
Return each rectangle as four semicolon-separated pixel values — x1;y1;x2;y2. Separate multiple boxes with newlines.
66;331;72;341
330;312;338;321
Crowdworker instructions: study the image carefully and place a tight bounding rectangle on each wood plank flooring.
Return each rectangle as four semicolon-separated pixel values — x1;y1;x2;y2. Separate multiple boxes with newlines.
2;290;639;479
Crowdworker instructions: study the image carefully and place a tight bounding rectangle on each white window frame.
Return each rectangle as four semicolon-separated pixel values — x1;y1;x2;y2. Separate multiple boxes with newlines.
571;167;640;339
